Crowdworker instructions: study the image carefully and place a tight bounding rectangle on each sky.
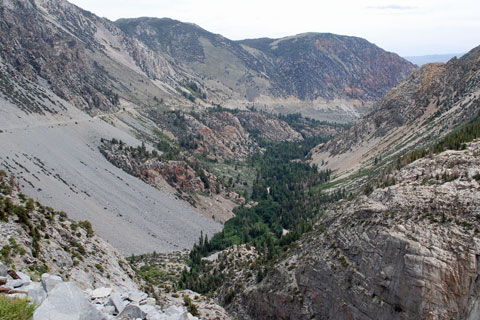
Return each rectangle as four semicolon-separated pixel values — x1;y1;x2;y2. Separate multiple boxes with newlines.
68;0;480;56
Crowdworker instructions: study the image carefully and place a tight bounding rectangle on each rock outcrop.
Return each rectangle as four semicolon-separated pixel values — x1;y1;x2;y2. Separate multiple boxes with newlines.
0;264;200;320
0;174;222;319
236;112;303;142
98;140;226;202
186;111;259;161
232;140;480;320
146;109;313;162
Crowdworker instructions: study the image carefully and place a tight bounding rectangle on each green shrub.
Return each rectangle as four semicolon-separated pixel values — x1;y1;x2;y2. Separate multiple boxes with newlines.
223;290;236;305
95;263;104;273
0;296;36;320
183;296;199;316
25;199;34;212
1;244;11;264
78;220;94;237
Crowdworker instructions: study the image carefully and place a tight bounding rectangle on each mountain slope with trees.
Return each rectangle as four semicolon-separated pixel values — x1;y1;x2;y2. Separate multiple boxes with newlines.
311;44;480;180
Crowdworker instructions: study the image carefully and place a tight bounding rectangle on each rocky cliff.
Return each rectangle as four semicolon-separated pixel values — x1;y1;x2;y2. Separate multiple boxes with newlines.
228;140;480;320
146;109;313;162
236;112;304;142
98;139;240;223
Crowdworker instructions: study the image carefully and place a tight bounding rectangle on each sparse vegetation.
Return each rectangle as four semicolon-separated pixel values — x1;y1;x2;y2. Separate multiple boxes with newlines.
95;263;104;273
0;296;36;320
394;114;480;170
183;295;200;316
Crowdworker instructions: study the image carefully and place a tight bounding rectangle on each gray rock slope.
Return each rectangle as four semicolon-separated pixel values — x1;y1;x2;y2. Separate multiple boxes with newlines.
233;141;480;320
0;94;221;255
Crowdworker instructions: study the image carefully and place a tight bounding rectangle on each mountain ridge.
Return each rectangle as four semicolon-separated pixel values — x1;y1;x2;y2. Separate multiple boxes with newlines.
115;16;416;121
0;0;416;123
311;44;480;179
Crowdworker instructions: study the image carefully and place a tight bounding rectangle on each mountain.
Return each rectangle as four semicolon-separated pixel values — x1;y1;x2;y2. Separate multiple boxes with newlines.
0;0;222;253
168;43;480;319
0;87;223;255
116;17;416;122
405;53;465;66
311;45;480;179
0;0;189;114
1;0;480;319
0;0;415;255
0;0;415;122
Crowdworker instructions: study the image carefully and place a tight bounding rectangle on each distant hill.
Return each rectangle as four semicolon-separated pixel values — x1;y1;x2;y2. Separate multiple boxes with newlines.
116;18;416;122
404;53;465;66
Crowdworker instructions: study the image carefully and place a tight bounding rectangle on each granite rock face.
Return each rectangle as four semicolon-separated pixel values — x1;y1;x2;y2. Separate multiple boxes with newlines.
232;141;480;320
34;282;107;320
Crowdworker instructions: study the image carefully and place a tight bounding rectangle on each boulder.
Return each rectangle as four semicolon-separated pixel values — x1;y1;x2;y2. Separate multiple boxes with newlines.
33;282;107;320
179;312;196;320
41;273;63;293
117;304;146;320
109;292;125;314
103;305;116;315
161;306;193;320
9;278;31;288
27;282;48;305
126;291;147;304
92;287;113;299
140;305;162;320
8;292;28;299
16;271;31;282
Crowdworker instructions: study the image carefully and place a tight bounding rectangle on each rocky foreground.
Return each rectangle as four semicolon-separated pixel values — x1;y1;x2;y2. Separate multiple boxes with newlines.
0;264;197;319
